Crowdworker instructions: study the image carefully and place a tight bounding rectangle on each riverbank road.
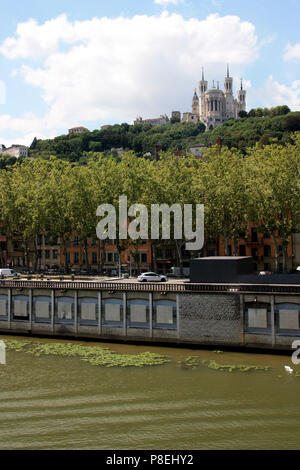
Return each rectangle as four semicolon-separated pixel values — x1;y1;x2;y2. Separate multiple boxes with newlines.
16;275;188;284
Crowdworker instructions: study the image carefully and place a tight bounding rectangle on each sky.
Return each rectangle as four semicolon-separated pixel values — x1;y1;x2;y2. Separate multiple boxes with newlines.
0;0;300;147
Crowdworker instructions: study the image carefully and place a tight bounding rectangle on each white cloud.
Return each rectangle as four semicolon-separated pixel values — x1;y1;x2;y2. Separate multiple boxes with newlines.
0;113;61;147
284;42;300;61
0;15;76;60
0;132;50;149
251;75;300;111
0;80;6;104
0;12;259;140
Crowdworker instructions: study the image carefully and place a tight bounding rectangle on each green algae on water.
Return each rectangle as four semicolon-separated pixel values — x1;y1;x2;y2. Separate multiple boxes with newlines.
3;338;32;351
2;338;171;368
179;356;271;373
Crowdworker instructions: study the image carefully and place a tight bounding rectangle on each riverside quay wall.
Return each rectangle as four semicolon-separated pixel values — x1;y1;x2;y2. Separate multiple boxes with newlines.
0;279;299;351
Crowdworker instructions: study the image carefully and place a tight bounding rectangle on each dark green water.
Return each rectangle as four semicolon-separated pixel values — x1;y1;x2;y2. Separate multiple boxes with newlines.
0;335;299;450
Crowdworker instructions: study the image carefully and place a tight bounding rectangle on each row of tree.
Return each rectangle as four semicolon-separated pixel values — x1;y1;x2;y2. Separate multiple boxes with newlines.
0;133;299;272
240;105;291;118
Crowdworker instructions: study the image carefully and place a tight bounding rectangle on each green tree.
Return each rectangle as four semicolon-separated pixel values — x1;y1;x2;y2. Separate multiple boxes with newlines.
194;145;248;256
245;135;300;271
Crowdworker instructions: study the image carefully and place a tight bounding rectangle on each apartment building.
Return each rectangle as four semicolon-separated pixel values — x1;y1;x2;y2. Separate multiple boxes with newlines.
60;232;100;272
36;234;60;270
60;233;152;274
218;226;294;272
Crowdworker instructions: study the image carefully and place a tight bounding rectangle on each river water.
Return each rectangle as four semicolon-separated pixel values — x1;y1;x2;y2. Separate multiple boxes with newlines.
0;334;299;450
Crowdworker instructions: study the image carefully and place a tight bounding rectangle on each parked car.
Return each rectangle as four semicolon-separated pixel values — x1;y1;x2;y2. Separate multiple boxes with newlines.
259;271;273;275
46;268;59;274
0;268;21;278
138;272;167;282
71;268;81;274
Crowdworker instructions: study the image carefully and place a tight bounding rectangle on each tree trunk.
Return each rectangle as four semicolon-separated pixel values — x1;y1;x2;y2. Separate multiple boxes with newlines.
135;254;140;275
175;240;183;276
282;245;287;273
271;234;280;273
84;238;89;272
224;234;229;256
151;242;157;273
118;252;121;278
99;239;107;275
33;239;38;272
63;237;68;273
25;244;30;271
233;233;238;256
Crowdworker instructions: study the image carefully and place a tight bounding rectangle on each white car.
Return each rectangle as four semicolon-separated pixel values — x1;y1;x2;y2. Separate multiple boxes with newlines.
138;272;167;282
0;268;21;278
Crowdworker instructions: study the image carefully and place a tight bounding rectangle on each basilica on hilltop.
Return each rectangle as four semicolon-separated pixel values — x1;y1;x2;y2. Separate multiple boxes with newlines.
181;65;247;130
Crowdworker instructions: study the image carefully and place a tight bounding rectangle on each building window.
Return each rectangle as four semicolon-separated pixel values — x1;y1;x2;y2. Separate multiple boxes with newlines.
107;253;113;263
74;252;79;264
227;245;232;256
66;253;70;264
114;253;119;263
239;245;246;256
264;245;271;257
141;253;148;263
91;238;97;247
165;249;173;259
251;248;258;260
45;235;52;245
37;235;43;246
45;250;50;259
92;252;97;264
53;250;58;260
74;235;79;247
251;228;258;242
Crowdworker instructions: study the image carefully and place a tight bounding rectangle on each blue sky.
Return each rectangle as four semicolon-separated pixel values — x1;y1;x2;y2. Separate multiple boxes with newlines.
0;0;300;146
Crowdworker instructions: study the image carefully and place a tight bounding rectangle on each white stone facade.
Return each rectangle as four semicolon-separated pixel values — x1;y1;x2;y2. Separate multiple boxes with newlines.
185;66;247;130
0;145;28;158
134;114;169;126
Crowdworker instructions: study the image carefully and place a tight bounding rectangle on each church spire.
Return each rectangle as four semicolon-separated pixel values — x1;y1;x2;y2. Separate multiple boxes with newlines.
240;78;243;90
202;67;204;81
227;63;230;78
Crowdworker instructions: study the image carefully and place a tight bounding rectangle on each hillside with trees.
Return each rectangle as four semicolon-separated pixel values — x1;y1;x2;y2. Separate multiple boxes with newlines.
28;106;300;161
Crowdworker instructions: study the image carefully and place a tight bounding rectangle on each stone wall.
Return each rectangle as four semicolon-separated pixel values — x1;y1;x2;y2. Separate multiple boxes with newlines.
0;285;299;351
178;293;241;346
